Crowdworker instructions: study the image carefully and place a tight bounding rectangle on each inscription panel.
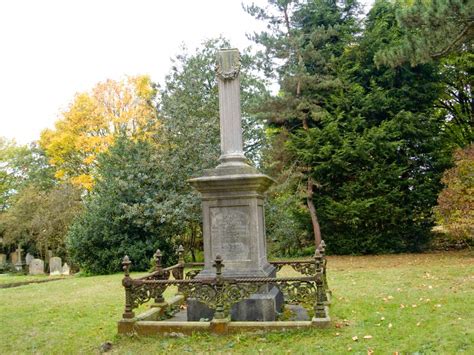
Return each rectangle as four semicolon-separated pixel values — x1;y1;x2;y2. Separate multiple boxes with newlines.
210;206;251;261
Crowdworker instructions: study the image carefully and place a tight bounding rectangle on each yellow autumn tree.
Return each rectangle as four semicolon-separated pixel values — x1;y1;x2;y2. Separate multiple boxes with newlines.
40;75;159;189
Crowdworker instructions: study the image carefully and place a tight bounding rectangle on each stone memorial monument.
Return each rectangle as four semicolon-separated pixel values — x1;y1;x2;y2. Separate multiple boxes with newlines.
49;256;62;276
187;48;282;321
29;259;45;275
14;246;25;272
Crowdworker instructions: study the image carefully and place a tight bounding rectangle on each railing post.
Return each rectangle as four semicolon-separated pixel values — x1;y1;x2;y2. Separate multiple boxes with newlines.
212;255;226;320
318;240;331;298
121;255;135;319
153;249;165;304
175;245;185;295
313;250;327;318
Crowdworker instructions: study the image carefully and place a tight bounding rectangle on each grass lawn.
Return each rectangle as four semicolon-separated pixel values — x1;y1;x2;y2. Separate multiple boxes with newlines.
0;274;64;286
0;251;472;354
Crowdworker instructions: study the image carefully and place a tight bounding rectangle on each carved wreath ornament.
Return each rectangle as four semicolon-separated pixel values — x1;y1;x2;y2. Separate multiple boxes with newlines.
216;49;241;80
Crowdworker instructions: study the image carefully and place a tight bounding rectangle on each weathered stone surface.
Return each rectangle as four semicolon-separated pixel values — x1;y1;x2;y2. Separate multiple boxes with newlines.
25;253;34;266
61;262;70;275
49;256;62;275
29;259;45;275
10;252;18;265
0;253;6;265
187;286;283;321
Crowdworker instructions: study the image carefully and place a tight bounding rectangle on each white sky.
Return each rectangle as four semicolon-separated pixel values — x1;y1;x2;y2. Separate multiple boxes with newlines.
0;0;373;145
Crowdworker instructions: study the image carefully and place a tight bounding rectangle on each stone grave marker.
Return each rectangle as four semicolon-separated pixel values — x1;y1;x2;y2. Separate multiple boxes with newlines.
10;251;18;265
25;253;34;266
0;253;6;271
14;246;25;271
61;262;70;275
49;256;62;275
187;49;282;321
29;259;45;275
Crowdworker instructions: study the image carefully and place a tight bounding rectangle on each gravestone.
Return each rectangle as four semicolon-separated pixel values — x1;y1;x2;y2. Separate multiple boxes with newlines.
29;259;45;275
187;49;283;321
10;251;18;265
49;256;62;275
0;253;6;271
25;253;34;266
61;262;70;276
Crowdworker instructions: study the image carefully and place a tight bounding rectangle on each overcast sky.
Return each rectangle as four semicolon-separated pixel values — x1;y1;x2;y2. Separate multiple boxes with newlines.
0;0;373;145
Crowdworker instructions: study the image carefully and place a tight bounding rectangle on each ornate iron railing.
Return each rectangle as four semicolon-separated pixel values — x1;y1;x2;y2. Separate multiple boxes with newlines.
121;241;331;321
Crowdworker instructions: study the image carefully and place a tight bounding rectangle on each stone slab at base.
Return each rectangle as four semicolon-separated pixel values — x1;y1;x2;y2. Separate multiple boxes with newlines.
187;286;284;321
117;318;331;336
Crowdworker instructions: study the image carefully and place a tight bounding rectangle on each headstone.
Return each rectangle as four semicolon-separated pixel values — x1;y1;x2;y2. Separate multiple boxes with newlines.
187;49;283;321
0;253;6;270
25;253;34;266
49;256;62;275
29;259;45;275
61;262;70;276
10;251;18;265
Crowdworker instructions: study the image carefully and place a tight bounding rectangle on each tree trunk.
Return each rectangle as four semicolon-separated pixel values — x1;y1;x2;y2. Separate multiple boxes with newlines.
306;177;322;247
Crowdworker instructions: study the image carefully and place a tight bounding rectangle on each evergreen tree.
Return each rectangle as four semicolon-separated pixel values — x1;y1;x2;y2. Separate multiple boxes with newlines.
251;0;452;254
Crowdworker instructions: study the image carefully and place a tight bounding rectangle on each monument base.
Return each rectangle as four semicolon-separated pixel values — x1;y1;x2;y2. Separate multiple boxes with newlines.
187;286;284;321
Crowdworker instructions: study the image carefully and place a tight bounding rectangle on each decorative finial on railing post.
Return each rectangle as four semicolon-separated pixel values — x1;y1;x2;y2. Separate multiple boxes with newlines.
314;249;322;272
319;240;326;255
122;255;131;277
177;245;185;265
154;249;162;271
213;255;224;279
121;255;135;319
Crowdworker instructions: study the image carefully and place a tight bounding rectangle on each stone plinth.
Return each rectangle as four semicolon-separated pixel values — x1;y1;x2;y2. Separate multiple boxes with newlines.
189;167;274;279
188;166;283;321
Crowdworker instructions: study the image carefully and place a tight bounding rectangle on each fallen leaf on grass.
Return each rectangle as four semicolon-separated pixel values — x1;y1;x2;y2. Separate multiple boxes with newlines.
435;304;442;308
352;336;359;341
400;304;405;308
388;323;393;328
367;348;374;355
416;322;421;326
412;304;417;308
363;335;373;339
380;316;385;321
335;332;340;336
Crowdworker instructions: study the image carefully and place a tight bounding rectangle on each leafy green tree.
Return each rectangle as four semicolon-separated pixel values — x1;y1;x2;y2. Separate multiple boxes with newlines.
67;136;177;274
0;183;82;259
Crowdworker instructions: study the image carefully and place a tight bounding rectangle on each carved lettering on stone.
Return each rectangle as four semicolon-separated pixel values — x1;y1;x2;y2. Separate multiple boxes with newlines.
210;206;250;261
